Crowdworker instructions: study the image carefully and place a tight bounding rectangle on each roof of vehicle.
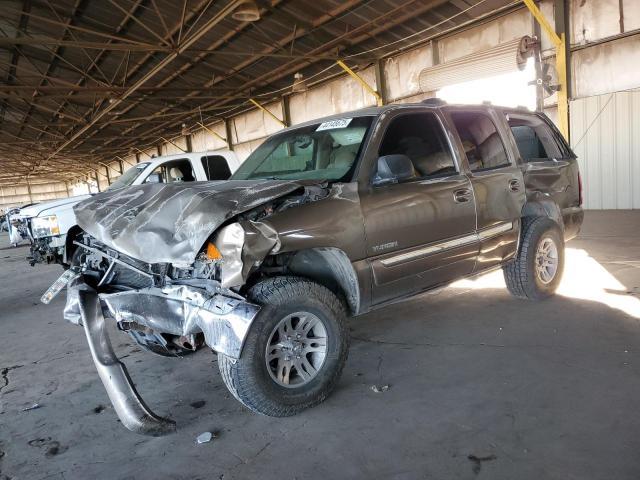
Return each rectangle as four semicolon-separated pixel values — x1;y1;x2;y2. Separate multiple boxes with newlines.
279;102;537;133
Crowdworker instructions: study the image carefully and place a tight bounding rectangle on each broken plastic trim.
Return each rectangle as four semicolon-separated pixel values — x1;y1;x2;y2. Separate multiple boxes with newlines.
99;284;260;358
78;289;176;436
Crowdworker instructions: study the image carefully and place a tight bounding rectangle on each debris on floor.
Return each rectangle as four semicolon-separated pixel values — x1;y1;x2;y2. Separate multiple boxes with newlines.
371;384;390;393
196;432;214;444
467;454;497;474
190;400;206;409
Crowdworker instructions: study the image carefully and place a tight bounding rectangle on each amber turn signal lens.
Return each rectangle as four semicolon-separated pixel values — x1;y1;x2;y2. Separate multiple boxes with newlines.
206;242;222;260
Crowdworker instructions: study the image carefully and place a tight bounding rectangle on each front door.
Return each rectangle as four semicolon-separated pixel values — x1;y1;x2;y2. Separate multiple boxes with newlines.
360;110;478;305
446;108;526;272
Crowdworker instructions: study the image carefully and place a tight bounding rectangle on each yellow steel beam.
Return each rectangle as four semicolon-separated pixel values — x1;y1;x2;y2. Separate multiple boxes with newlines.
336;60;383;106
555;34;569;140
249;98;287;127
523;0;569;139
197;121;229;147
523;0;561;46
160;136;187;153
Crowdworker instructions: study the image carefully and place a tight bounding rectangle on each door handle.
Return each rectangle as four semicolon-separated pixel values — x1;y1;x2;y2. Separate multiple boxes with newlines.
453;188;472;203
508;179;521;192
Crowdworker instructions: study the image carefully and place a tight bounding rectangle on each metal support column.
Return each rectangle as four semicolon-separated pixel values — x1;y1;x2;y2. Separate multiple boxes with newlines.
524;0;569;140
224;118;234;151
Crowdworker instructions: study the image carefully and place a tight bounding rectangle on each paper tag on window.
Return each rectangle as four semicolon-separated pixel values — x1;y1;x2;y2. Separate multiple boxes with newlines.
316;118;352;131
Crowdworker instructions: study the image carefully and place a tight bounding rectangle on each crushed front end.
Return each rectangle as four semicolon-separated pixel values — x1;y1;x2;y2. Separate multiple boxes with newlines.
58;232;261;435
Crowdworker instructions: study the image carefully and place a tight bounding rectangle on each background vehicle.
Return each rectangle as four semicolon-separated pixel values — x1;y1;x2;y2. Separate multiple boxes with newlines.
20;150;239;266
54;102;582;434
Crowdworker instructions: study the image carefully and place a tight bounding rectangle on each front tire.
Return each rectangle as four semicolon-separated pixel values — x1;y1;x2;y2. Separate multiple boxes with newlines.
503;217;564;300
218;276;349;417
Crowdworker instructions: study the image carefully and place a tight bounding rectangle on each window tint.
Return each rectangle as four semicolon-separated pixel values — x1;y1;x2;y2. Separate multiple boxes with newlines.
201;155;231;180
145;159;195;184
450;112;510;171
378;112;456;180
505;113;562;161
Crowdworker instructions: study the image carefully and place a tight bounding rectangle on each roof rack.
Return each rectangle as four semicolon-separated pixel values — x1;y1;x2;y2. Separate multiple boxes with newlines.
421;98;447;106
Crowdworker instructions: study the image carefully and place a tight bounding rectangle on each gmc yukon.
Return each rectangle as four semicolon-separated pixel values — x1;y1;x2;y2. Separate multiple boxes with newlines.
43;101;583;435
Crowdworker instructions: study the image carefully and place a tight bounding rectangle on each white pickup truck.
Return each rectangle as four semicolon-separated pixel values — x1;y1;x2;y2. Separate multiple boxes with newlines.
20;151;240;267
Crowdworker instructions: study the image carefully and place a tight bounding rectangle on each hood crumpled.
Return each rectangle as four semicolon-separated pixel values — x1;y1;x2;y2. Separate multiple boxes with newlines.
74;180;305;266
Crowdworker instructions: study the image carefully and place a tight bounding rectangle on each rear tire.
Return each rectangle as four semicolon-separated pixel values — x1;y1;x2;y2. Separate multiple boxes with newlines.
503;217;564;300
218;276;349;417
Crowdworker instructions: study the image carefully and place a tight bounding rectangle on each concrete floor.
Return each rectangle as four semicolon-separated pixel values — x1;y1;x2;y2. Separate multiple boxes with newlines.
1;211;639;480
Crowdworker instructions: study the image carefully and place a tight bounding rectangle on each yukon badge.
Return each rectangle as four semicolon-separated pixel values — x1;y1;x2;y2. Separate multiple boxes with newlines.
372;241;398;253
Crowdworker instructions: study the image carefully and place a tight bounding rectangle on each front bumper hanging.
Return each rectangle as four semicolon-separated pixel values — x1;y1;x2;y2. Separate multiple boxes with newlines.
67;280;261;435
78;289;176;436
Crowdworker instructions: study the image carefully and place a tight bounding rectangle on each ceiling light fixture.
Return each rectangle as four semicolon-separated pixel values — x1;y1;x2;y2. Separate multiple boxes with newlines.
292;72;307;93
232;1;260;21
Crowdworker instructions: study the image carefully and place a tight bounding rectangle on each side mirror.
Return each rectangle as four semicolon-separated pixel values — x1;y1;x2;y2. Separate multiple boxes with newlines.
373;154;414;185
145;172;163;184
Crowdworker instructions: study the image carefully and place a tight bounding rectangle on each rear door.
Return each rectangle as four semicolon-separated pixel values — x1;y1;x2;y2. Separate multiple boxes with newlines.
446;108;526;272
503;111;582;238
359;109;478;305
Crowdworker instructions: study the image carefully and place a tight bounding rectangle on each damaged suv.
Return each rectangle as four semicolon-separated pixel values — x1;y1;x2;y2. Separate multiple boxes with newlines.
45;102;583;435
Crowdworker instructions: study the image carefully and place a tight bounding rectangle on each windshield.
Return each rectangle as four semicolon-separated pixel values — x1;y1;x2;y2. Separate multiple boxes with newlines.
107;163;150;191
231;116;374;181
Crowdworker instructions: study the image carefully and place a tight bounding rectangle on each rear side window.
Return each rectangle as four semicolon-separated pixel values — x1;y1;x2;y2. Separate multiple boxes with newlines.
201;155;232;180
145;159;195;184
505;113;562;161
378;112;456;180
450;112;510;171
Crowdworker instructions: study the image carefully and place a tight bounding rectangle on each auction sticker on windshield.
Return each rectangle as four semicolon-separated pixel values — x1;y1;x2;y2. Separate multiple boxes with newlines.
316;118;352;131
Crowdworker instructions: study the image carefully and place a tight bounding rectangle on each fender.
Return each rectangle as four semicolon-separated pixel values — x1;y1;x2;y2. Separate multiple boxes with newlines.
521;196;564;231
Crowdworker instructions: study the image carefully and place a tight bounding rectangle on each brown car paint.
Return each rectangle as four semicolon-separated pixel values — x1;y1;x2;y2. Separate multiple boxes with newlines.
244;103;581;314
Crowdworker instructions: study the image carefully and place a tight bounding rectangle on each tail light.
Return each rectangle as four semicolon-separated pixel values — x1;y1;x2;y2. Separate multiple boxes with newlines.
578;172;583;206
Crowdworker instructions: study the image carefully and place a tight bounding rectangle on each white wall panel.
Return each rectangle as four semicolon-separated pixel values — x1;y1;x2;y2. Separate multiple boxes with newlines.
438;9;530;63
191;122;228;152
623;0;640;31
231;100;284;144
570;91;640;209
161;137;188;156
1;181;69;211
288;67;377;125
383;43;432;102
571;0;621;45
572;34;640;98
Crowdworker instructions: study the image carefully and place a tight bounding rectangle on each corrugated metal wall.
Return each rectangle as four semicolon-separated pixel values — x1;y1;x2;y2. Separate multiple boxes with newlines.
570;90;640;209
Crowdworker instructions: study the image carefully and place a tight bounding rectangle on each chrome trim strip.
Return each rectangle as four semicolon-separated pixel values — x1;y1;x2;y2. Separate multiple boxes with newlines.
478;221;513;240
379;221;513;267
380;234;477;267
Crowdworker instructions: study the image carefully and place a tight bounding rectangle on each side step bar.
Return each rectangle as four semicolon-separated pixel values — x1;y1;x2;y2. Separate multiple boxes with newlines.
78;290;176;436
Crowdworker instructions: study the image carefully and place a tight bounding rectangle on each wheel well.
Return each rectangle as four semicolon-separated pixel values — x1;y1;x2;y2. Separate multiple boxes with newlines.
522;200;564;231
64;225;84;264
252;248;361;316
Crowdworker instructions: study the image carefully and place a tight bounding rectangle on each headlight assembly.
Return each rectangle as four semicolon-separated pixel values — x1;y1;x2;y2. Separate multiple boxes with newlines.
31;215;60;238
211;223;245;287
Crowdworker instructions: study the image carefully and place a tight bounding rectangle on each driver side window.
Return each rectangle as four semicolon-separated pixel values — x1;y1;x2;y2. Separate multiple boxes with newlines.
378;112;456;181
